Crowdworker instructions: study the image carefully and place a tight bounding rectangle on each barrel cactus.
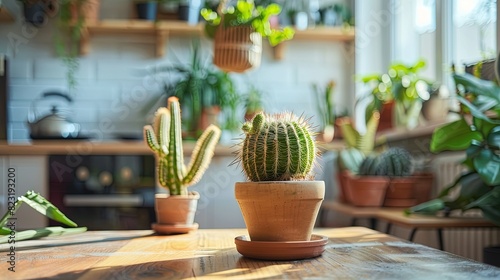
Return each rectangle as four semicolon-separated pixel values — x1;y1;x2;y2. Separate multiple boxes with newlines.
144;97;221;195
238;112;317;181
358;147;414;177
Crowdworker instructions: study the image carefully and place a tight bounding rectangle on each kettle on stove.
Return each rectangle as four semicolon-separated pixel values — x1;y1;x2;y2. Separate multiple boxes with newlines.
27;91;81;139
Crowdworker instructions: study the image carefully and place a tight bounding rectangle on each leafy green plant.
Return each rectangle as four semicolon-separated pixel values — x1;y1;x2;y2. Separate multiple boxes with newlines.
201;0;294;46
144;97;221;195
0;191;86;243
360;59;434;128
154;42;239;136
336;111;380;155
312;80;336;132
407;72;500;226
243;84;264;120
236;112;316;181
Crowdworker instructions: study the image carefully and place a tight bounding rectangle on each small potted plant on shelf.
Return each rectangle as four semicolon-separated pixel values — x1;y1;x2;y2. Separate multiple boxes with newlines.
144;96;221;234
243;84;264;121
201;0;295;73
359;59;435;131
233;112;325;246
312;80;337;143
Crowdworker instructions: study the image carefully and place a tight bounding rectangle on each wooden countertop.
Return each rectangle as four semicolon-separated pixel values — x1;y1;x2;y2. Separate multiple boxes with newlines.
0;140;344;156
0;140;237;156
2;227;499;279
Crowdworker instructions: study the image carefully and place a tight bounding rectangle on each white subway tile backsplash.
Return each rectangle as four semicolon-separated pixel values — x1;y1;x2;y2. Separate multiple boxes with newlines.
33;59;67;79
9;59;32;79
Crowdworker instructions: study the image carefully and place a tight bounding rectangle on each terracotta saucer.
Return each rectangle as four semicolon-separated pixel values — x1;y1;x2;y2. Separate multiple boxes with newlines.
234;234;328;261
151;223;199;235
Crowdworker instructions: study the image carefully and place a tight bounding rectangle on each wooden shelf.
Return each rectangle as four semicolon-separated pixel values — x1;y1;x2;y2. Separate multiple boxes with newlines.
0;6;15;23
80;20;204;57
79;20;355;58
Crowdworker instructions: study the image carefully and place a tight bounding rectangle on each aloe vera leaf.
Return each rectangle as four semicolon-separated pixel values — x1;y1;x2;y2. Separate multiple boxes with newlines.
18;191;78;228
0;227;87;244
0;199;23;228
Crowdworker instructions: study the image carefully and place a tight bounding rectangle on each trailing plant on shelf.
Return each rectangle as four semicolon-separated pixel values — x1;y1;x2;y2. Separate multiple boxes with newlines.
233;112;325;247
407;72;500;226
144;96;221;196
201;0;294;46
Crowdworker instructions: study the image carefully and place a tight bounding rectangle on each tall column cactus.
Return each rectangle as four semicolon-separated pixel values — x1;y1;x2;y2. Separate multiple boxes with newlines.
238;112;317;181
144;97;221;195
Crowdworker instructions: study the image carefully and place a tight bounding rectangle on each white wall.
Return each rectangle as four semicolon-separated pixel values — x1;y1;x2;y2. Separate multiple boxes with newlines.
0;0;354;142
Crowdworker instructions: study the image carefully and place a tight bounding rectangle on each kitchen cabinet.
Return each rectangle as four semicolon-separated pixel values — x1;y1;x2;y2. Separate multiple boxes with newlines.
0;156;48;230
78;20;355;59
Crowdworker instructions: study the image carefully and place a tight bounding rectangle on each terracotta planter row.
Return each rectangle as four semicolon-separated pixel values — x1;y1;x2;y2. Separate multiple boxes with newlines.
337;171;434;207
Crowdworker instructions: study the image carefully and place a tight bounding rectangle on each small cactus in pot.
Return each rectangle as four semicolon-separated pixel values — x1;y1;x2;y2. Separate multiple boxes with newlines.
144;96;221;233
234;112;325;248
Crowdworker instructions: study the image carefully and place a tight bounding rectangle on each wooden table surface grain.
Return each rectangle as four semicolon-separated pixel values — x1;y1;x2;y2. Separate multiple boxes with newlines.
1;227;499;279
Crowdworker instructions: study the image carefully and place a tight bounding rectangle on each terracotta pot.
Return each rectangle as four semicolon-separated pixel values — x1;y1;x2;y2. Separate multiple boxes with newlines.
378;101;395;132
154;191;200;225
337;170;351;203
346;174;389;207
70;0;100;24
384;178;417;207
412;172;434;204
235;181;325;242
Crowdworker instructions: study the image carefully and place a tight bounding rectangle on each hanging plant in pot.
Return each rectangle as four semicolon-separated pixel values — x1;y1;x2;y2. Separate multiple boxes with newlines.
201;0;294;73
144;96;221;234
233;112;327;260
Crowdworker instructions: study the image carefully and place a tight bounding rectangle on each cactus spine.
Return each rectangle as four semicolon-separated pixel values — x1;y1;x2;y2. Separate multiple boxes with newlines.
239;112;317;181
144;97;221;195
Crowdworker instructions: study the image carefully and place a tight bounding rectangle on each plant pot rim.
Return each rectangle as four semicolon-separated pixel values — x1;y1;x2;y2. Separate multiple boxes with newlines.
236;180;324;184
155;191;200;200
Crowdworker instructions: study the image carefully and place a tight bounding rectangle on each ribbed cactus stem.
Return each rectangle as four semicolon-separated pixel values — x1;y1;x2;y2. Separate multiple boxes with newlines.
240;112;317;181
144;97;221;195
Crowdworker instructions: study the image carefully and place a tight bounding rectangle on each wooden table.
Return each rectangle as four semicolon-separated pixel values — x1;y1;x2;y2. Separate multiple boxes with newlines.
321;201;497;250
2;227;500;279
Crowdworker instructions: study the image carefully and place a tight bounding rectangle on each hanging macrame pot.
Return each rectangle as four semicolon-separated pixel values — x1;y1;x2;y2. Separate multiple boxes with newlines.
213;26;262;73
212;0;262;73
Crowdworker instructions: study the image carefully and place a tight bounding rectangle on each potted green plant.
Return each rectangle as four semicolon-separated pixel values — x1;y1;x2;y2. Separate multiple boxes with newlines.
234;112;324;245
407;72;500;224
243;84;264;121
336;111;380;203
406;72;500;266
201;0;294;72
312;80;336;142
154;42;238;138
359;59;435;131
144;96;221;234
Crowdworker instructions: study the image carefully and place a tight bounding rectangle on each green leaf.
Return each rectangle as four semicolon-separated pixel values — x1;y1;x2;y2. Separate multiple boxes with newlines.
430;119;482;153
18;191;78;228
0;227;87;244
406;198;445;215
464;187;500;209
487;126;500;148
453;73;500;104
456;95;500;124
478;205;500;226
472;149;500;186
